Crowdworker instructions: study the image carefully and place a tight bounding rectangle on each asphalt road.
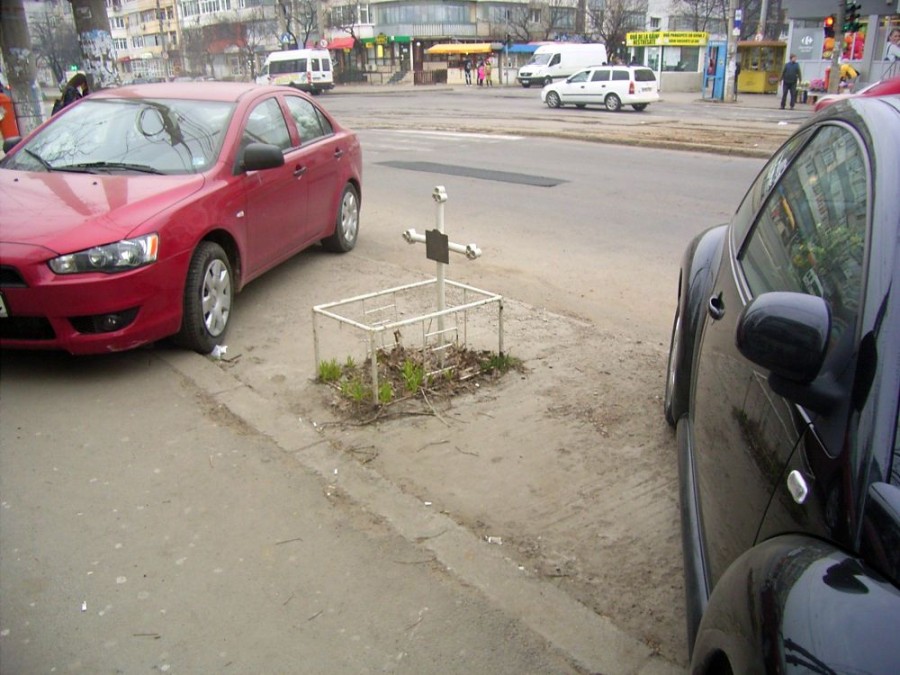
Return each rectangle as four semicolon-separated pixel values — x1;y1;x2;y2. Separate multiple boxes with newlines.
322;84;813;158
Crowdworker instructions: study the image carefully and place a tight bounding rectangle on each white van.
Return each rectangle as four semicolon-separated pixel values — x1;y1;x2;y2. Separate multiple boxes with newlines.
256;49;334;94
517;43;608;88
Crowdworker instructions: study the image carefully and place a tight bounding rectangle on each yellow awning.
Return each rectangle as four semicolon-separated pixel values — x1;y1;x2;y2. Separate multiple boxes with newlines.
426;43;494;55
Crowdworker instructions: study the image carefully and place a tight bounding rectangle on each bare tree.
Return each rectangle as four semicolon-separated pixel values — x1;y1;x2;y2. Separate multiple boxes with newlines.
586;0;649;61
275;0;318;50
505;5;535;43
29;4;81;85
326;4;367;79
540;0;578;41
216;6;277;78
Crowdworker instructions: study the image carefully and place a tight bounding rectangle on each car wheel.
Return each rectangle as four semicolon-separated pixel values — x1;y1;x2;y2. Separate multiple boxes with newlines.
545;91;562;108
321;183;360;253
544;77;553;86
175;241;232;354
632;103;648;111
604;93;622;112
664;304;687;427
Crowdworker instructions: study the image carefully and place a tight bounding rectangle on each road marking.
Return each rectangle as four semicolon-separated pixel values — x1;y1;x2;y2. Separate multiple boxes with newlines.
392;129;523;141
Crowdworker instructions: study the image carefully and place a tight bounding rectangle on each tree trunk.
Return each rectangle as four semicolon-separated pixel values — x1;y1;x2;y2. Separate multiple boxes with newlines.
0;0;45;134
68;0;120;90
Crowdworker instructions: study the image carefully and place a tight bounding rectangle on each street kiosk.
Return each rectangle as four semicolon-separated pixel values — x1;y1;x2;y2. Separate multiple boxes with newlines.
736;41;786;94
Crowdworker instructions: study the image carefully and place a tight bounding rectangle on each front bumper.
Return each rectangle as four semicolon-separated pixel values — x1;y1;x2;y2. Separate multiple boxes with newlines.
0;243;191;355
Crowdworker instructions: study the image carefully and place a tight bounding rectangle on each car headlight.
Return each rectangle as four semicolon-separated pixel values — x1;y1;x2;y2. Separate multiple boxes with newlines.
49;233;159;274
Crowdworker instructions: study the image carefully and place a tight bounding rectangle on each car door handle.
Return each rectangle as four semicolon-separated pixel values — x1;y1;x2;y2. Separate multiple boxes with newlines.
708;292;725;320
333;148;344;160
293;165;307;178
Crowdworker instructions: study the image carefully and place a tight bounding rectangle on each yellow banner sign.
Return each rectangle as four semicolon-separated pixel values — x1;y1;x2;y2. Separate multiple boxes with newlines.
627;31;709;47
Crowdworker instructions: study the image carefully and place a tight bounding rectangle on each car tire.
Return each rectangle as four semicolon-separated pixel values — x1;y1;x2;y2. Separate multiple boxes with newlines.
604;93;622;112
321;183;360;253
543;77;553;86
664;303;687;427
175;241;232;354
546;91;562;108
632;103;648;111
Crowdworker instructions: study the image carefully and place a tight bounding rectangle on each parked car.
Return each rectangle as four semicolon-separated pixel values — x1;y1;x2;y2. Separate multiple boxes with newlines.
664;96;900;672
813;75;900;112
0;82;362;355
540;65;659;112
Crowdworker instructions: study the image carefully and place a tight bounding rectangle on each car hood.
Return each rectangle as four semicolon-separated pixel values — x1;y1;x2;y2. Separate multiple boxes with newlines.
0;170;205;254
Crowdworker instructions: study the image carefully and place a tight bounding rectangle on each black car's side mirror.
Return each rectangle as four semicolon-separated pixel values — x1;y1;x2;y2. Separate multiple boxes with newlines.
240;142;285;172
736;292;841;414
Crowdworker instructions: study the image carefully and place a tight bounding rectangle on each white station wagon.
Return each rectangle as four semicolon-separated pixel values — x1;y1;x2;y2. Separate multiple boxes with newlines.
541;65;660;112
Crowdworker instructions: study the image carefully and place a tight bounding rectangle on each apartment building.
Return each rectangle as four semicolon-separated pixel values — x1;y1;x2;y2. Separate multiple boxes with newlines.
107;0;181;81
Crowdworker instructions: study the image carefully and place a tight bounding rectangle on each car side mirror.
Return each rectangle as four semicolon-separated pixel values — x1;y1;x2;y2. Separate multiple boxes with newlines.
737;292;830;382
736;292;841;414
241;142;285;172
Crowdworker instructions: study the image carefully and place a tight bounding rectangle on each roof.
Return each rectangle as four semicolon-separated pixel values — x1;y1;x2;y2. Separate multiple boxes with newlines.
93;81;263;102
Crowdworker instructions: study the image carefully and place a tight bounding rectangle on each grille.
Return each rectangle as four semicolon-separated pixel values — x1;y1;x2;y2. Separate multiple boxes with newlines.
0;316;56;340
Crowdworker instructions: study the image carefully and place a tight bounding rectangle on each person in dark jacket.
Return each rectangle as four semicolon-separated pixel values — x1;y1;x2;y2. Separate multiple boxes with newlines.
61;73;88;109
780;54;801;110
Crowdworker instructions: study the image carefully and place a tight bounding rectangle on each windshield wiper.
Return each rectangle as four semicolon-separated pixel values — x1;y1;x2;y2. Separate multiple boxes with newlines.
23;148;55;171
57;161;165;175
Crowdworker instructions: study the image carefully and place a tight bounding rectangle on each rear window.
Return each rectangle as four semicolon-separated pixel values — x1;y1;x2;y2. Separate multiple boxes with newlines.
270;58;307;75
633;68;656;82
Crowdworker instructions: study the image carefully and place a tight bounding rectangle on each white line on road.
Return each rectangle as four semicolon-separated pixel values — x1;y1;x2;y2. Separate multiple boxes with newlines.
391;129;523;141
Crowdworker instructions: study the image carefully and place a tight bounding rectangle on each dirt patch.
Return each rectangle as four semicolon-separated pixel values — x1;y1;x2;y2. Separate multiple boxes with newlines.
292;299;687;665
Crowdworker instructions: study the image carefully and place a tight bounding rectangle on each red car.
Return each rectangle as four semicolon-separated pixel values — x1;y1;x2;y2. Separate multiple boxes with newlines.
0;82;362;355
813;75;900;112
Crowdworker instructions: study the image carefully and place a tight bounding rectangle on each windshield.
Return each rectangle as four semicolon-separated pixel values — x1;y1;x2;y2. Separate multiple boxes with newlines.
0;98;234;175
528;53;552;66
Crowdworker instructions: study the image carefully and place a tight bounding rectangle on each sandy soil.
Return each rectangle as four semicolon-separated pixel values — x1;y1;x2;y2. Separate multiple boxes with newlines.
220;285;687;665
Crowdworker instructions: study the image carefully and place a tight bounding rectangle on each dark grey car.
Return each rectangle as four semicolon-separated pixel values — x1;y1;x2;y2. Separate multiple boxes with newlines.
665;95;900;673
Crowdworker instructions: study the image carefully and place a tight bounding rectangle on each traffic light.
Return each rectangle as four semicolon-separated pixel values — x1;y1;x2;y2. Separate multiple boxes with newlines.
843;2;861;33
824;15;835;38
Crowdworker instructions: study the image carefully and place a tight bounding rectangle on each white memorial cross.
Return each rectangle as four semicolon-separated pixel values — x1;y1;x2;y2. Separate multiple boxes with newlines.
402;185;481;346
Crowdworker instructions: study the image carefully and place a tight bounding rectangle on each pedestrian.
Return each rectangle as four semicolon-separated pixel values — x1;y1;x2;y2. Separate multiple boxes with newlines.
734;60;741;98
839;59;858;91
477;60;485;87
780;53;801;110
52;72;89;115
464;58;472;86
485;58;493;86
884;28;900;61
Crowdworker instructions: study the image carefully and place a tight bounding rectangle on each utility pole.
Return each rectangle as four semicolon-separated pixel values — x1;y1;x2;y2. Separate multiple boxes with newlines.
0;0;45;134
68;0;119;90
827;2;846;94
724;0;739;103
756;0;769;39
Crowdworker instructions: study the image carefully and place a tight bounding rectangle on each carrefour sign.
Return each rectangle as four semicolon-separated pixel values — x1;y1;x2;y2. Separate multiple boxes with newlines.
627;32;709;47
